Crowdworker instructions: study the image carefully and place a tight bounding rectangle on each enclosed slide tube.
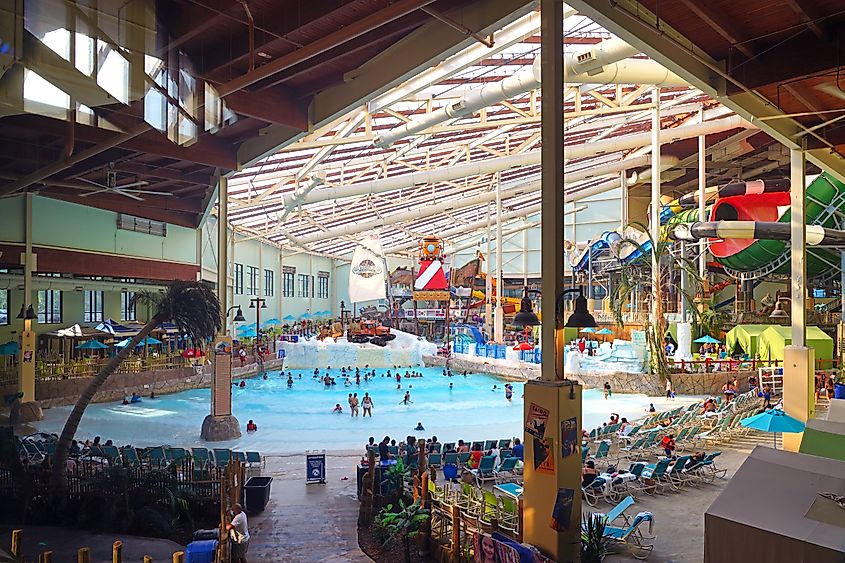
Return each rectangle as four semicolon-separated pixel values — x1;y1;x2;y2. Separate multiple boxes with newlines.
660;178;790;224
671;221;845;246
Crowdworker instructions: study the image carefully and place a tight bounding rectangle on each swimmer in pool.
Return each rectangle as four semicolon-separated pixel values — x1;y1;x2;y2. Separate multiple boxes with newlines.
415;422;425;431
400;391;413;405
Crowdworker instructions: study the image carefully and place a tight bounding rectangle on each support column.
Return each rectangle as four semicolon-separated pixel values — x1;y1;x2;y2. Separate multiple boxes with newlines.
783;145;813;452
202;177;241;441
650;88;661;324
523;2;582;561
698;106;707;279
485;203;493;334
494;173;505;343
14;193;42;424
620;170;629;228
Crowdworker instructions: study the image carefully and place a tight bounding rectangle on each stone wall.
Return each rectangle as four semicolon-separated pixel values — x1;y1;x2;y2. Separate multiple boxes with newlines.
425;354;749;396
0;357;284;409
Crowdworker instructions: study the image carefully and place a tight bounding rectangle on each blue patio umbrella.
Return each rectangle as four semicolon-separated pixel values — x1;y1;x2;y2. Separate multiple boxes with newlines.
596;328;613;335
115;336;163;348
75;339;109;350
300;312;312;320
740;409;805;449
282;315;297;322
262;318;282;327
694;335;722;344
0;341;20;355
237;325;258;338
580;327;596;333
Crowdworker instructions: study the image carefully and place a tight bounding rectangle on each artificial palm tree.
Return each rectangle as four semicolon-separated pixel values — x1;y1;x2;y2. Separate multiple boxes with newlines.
50;280;221;494
610;222;703;380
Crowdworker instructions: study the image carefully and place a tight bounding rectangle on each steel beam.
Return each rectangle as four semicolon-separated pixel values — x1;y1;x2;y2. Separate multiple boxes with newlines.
791;145;807;347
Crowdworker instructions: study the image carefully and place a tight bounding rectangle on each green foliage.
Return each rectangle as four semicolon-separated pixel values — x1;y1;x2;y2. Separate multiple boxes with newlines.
380;457;410;498
374;498;430;563
135;280;222;343
610;222;704;379
695;306;727;340
581;513;611;563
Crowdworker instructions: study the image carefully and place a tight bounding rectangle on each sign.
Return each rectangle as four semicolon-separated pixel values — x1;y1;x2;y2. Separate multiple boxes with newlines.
403;308;447;320
414;259;448;291
550;488;575;532
306;451;326;484
631;330;647;349
533;436;554;474
525;402;549;439
561;417;578;459
413;290;451;301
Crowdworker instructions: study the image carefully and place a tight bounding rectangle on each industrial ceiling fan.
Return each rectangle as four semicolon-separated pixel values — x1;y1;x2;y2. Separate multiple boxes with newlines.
77;163;173;201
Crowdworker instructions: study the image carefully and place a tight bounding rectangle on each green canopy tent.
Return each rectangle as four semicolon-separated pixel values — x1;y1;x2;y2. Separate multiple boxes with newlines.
758;325;833;364
724;324;769;357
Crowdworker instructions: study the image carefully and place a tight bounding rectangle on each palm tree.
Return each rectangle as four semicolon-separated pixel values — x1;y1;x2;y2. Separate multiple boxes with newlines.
610;223;703;380
50;280;222;494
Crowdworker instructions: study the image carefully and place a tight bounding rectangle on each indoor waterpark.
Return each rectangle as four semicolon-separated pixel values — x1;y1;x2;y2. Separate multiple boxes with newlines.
2;1;845;562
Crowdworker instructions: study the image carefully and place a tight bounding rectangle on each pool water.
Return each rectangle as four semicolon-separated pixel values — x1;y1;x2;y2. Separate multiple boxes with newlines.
33;367;681;453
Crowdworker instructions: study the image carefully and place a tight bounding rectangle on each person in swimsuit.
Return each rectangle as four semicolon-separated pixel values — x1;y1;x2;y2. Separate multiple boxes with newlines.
362;393;373;417
400;391;412;405
351;393;360;417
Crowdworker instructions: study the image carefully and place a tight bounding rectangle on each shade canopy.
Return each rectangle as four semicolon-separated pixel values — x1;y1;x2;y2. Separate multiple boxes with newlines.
237;325;258;337
116;336;163;348
596;328;614;335
580;327;596;333
300;312;312;319
725;324;769;356
758;325;833;363
513;341;534;351
75;340;109;350
741;409;806;434
282;315;297;321
95;319;138;336
694;335;722;344
262;318;282;326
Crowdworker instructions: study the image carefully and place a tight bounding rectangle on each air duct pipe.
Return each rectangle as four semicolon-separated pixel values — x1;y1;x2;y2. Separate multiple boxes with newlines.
566;156;680;203
374;38;640;147
290;115;750;210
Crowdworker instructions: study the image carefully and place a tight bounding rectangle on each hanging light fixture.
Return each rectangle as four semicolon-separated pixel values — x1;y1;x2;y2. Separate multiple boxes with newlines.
513;287;541;327
233;306;246;322
564;289;598;328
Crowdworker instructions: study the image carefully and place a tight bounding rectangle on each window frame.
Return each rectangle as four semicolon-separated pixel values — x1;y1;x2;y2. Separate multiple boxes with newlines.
37;289;62;324
121;290;137;321
317;272;330;300
0;289;9;325
246;265;259;296
264;269;274;297
234;263;244;295
83;290;104;323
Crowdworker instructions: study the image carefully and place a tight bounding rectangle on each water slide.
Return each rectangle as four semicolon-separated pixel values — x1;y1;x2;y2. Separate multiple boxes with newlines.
453;324;487;345
569;226;652;271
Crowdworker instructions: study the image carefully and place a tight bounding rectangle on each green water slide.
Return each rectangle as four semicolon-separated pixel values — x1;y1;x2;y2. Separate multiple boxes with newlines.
715;172;845;279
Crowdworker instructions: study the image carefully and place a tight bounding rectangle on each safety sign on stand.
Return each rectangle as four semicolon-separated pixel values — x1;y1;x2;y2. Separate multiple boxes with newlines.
306;450;326;484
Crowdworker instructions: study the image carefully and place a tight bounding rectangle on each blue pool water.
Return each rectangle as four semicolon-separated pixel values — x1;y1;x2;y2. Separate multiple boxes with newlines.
33;367;681;453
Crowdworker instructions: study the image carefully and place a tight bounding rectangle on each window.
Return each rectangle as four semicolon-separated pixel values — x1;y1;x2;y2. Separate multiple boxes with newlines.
246;266;259;296
0;289;8;325
264;269;274;297
298;274;314;298
121;291;136;321
83;290;104;323
282;266;295;297
117;213;167;236
37;290;62;324
317;271;330;299
234;263;243;295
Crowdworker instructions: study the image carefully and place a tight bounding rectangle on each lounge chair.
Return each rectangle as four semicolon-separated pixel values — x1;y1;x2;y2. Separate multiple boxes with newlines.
582;476;609;507
457;452;470;466
471;455;497;486
641;459;672;494
497;439;512;449
599;495;636;527
428;453;442;468
232;451;247;464
493;457;519;483
213;448;231;467
246;451;264;469
590;441;611;468
483;440;497;451
601;511;656;560
192;447;211;467
146;446;167;468
442;442;456;452
122;447;141;467
470;441;484;451
102;445;122;466
443;452;458;466
665;455;692;490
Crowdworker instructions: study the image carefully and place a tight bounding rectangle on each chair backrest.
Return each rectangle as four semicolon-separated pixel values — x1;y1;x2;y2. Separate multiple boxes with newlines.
499;494;517;514
471;441;484;451
458;452;470;464
497;439;511;449
444;452;458;465
431;443;442;453
705;451;721;462
123;447;139;463
388;445;399;455
478;455;497;473
484;440;497;451
616;513;652;540
443;442;456;452
605;495;635;522
428;453;442;466
482;490;498;515
652;458;671;476
500;449;512;459
213;448;231;464
586;476;606;489
498;457;518;471
233;451;246;462
670;456;690;473
595;442;610;457
246;451;262;463
192;447;209;461
628;462;645;477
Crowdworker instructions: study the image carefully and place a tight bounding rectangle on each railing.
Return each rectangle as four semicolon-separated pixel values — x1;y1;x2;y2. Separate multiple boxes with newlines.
36;354;191;380
451;340;543;364
667;357;781;373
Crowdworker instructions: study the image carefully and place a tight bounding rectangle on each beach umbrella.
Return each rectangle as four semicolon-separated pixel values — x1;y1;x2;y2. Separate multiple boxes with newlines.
596;328;613;335
282;314;297;322
300;312;312;320
0;341;19;355
740;409;805;449
182;348;196;358
138;336;163;346
694;335;721;344
263;318;282;327
513;341;534;351
237;325;258;338
75;340;108;350
580;327;596;333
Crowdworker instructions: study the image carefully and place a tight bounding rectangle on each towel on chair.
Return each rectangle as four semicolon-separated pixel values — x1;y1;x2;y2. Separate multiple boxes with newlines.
635;511;655;535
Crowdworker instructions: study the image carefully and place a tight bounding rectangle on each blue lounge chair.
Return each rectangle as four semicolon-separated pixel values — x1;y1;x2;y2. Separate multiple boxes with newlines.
213;448;231;467
493;457;519;483
497;439;512;449
245;451;263;469
601;511;656;559
599;495;636;526
471;455;497;486
483;440;497;451
192;447;211;467
641;459;672;494
428;453;442;468
582;476;608;507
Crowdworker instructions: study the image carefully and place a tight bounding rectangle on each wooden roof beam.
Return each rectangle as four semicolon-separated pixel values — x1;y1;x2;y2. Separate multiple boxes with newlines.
784;0;831;42
676;0;755;59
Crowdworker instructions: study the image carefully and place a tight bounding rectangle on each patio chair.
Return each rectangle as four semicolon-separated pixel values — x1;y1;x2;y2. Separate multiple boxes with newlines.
499;448;512;459
497;439;512;449
598;495;636;527
601;511;656;560
442;442;456;452
640;458;672;494
122;447;141;467
666;455;692;491
457;452;470;466
429;442;442;453
166;447;189;463
582;476;609;507
443;452;458;466
484;440;497;451
471;441;484;451
471;455;497;486
497;494;519;536
146;446;167;468
590;441;611;468
493;457;519;483
477;490;499;531
232;451;247;464
192;447;211;467
102;445;122;466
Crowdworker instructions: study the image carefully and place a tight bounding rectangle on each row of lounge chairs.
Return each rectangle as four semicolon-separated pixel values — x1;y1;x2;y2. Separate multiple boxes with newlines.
427;480;520;539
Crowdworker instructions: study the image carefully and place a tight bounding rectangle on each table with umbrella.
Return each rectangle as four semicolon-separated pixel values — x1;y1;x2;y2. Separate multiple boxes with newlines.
75;340;109;352
740;409;805;449
694;335;722;344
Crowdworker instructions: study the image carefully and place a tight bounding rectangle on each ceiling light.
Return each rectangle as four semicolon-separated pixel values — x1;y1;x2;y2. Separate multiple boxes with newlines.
257;51;272;59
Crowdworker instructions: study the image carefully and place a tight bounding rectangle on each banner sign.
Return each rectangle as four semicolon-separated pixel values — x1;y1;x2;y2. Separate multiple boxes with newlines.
403;308;447;320
306;451;326;484
413;290;451;301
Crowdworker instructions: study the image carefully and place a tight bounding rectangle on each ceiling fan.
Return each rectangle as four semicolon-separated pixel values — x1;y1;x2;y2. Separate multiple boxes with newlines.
77;163;173;201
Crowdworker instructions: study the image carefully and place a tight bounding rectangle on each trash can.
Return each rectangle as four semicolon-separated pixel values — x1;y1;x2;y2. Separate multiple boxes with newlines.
835;383;845;400
185;540;218;563
243;476;273;513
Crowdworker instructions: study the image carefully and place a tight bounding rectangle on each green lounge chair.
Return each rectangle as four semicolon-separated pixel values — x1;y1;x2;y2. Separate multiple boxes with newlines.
442;442;456;452
457;452;470;466
641;459;671;494
470;441;484;451
121;447;141;467
428;453;442;468
666;455;692;490
192;447;211;467
497;494;519;535
483;440;497;451
102;445;122;465
443;452;458;466
582;476;608;507
497;439;512;449
232;451;247;464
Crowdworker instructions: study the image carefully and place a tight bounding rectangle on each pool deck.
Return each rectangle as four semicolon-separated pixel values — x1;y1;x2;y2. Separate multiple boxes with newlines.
248;451;372;562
